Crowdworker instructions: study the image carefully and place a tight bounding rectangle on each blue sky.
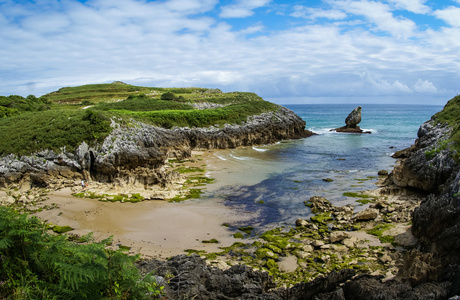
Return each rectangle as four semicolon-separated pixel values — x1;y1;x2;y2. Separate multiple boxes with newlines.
1;0;460;104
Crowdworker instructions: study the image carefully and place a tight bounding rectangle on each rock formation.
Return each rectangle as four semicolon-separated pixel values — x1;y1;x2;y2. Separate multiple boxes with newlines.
333;106;371;133
0;106;312;189
345;106;362;128
139;254;451;299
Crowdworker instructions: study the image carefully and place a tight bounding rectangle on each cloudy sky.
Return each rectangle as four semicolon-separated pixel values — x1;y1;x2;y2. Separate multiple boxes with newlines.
1;0;459;104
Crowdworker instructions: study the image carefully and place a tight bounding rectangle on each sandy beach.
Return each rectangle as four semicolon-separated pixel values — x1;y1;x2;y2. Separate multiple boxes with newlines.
32;150;253;259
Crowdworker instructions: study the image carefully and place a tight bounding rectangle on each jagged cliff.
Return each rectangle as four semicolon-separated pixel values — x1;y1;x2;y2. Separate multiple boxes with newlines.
0;106;310;189
388;98;460;293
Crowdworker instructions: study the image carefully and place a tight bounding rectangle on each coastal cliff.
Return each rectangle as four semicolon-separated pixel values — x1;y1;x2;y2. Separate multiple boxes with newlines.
0;105;309;189
389;96;460;291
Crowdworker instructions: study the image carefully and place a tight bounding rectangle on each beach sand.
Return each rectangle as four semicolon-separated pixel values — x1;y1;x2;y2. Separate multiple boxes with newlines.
33;150;253;259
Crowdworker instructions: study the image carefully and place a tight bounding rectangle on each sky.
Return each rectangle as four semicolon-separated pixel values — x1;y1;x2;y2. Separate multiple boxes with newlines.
1;0;460;105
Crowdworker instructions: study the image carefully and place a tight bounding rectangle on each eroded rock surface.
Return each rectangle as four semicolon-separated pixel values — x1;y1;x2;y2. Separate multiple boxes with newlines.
0;107;310;189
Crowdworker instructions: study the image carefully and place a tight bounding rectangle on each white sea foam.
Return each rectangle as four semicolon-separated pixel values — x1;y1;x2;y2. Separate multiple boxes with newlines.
252;146;268;152
309;128;336;135
214;153;227;161
230;154;251;161
362;128;377;133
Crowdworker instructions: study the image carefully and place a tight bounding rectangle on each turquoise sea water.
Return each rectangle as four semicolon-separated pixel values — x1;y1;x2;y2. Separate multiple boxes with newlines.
204;104;444;231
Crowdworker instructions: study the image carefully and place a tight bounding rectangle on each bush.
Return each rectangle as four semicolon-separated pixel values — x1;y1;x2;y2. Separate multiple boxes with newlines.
160;92;176;100
0;207;163;299
0;110;112;156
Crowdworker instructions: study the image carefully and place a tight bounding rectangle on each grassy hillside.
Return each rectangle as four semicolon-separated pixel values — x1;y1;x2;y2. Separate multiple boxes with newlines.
0;82;280;156
431;95;460;160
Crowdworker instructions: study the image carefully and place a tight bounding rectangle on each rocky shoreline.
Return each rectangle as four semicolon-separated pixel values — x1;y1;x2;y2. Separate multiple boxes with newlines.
0;106;310;191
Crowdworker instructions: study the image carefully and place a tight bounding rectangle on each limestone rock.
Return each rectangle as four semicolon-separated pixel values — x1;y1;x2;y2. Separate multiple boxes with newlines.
333;106;371;133
312;240;325;247
353;208;379;221
0;107;310;189
304;196;333;213
330;231;350;243
378;169;389;176
295;219;308;227
345;106;362;128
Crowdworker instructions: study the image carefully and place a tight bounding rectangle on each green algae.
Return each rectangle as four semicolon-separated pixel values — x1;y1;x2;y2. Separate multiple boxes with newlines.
238;226;254;235
202;239;219;244
367;223;395;244
51;225;74;234
233;232;244;239
310;212;333;224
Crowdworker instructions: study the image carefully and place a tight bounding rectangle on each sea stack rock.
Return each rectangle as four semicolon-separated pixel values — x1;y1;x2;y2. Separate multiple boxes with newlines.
333;106;370;133
345;106;361;128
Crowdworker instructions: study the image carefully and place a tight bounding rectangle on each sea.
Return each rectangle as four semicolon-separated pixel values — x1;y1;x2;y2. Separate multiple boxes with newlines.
201;104;444;233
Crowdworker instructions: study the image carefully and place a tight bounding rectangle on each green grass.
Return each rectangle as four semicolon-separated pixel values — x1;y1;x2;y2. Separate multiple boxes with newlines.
0;109;111;156
43;82;154;104
432;95;460;161
93;94;193;111
0;83;280;156
109;100;278;128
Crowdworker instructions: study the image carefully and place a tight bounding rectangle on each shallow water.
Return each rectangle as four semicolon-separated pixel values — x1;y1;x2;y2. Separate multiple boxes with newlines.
202;104;443;232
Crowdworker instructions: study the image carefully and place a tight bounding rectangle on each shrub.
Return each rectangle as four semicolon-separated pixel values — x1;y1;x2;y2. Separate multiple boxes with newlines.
160;92;176;100
0;109;112;156
0;207;163;299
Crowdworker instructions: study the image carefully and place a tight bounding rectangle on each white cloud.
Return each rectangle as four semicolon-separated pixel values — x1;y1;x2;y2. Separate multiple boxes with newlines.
291;5;347;20
0;0;459;105
414;79;437;93
434;6;460;27
387;0;430;14
163;0;218;13
330;0;416;38
220;0;271;18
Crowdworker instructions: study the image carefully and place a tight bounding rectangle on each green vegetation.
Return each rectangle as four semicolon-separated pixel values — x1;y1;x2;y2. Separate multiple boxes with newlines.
343;192;377;205
0;109;111;156
73;191;145;203
431;95;460;161
233;232;244;239
94;94;193;112
202;239;219;244
0;207;163;299
367;223;395;244
51;224;74;234
238;226;254;235
174;166;206;174
0;82;280;156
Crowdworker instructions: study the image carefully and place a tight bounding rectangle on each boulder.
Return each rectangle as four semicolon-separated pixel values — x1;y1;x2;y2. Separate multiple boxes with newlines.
304;196;334;213
353;208;379;221
295;219;308;227
330;231;350;243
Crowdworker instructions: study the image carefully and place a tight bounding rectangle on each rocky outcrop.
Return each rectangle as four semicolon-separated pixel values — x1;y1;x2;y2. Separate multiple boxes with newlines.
333;106;371;133
0;106;311;188
385;99;460;293
345;106;362;128
392;122;456;192
139;254;452;299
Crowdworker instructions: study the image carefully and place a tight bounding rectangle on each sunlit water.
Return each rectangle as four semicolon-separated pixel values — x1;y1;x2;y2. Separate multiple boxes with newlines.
202;104;443;233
